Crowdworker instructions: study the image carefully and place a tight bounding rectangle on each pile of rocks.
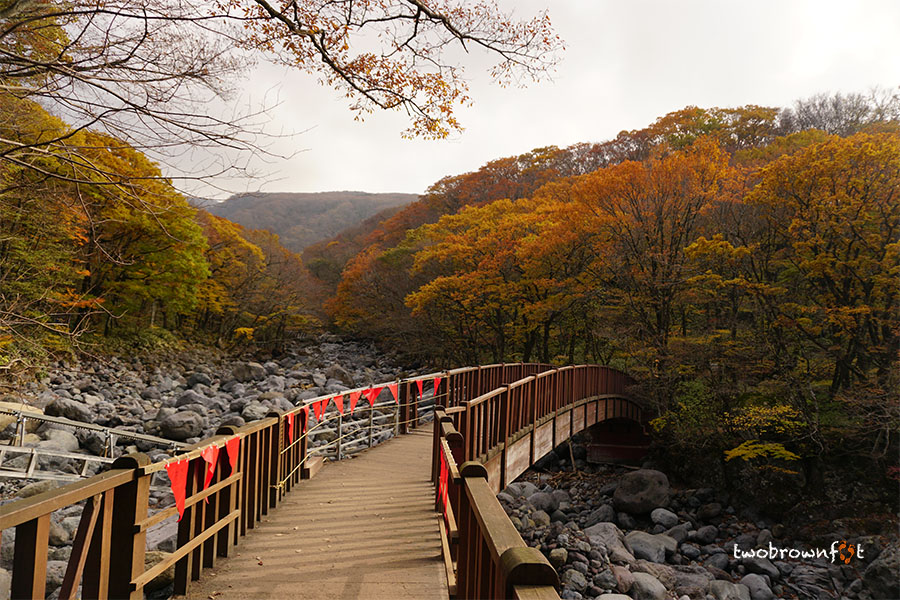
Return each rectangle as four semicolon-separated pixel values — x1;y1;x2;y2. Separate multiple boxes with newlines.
500;464;898;600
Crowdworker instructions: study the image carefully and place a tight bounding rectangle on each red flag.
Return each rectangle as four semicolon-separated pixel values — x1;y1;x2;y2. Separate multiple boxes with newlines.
225;437;240;474
434;376;442;395
333;395;344;414
312;399;323;421
365;386;384;407
348;390;361;414
286;412;295;443
165;459;190;521
201;444;219;494
416;379;423;398
388;383;399;403
320;398;329;417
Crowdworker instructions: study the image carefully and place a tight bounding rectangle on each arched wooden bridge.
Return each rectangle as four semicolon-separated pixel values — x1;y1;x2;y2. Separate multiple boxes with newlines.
0;363;648;600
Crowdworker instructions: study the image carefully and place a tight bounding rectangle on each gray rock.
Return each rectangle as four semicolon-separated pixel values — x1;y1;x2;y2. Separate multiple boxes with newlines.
593;568;618;590
562;569;589;593
610;564;633;593
616;511;637;529
48;521;70;546
741;555;779;580
585;504;616;527
144;550;176;592
504;481;539;498
175;390;207;407
232;362;266;382
140;386;161;401
45;560;67;595
241;401;270;422
666;522;692;544
159;411;204;441
532;510;551;527
584;522;635;564
529;491;560;513
41;429;80;452
596;595;632;600
704;552;730;571
625;531;673;563
311;372;328;387
630;572;667;600
0;567;10;600
681;543;700;560
864;541;899;600
696;502;722;521
739;573;774;600
672;565;713;598
186;372;212;388
650;507;679;529
692;524;718;544
613;469;670;514
44;397;92;422
17;480;60;498
709;580;751;600
550;548;568;569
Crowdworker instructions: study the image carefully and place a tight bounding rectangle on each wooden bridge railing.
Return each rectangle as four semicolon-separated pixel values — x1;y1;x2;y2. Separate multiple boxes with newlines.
432;364;644;600
0;362;639;599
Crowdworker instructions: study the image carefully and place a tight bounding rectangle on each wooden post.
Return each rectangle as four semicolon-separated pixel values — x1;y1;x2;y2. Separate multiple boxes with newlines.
267;413;282;509
368;404;375;448
399;382;409;435
336;411;343;460
216;426;240;557
11;514;50;599
107;453;152;600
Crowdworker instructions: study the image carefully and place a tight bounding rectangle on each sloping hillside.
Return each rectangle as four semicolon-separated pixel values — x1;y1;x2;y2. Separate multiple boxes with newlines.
205;191;417;252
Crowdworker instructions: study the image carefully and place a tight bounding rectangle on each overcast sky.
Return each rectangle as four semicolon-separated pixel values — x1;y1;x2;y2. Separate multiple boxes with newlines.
191;0;900;200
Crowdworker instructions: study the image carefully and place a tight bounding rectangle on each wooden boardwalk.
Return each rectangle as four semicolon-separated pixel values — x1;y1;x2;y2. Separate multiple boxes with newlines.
182;426;447;600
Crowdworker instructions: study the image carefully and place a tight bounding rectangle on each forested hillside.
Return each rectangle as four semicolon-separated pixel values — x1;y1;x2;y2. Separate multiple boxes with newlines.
320;92;900;495
205;191;416;252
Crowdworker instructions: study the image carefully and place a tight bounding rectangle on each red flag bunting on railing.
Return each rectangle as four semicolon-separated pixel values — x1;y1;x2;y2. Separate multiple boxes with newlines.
201;445;219;498
225;437;240;475
416;379;423;398
434;376;442;395
388;383;398;403
312;399;323;421
365;386;383;407
286;412;295;443
348;390;361;414
333;395;344;414
165;459;190;521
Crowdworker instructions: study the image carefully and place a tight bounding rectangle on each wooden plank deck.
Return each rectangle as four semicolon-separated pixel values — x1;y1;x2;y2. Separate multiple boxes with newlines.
182;426;447;600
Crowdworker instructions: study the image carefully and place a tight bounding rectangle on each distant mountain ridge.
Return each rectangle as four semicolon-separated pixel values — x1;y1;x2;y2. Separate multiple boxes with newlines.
204;191;417;252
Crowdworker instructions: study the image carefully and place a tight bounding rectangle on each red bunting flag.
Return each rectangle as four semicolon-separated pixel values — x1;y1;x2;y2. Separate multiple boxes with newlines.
388;383;399;403
201;444;219;495
320;398;329;418
165;459;190;521
416;379;423;398
312;399;323;421
333;395;344;414
286;412;295;443
348;390;361;414
225;437;240;474
365;386;383;407
434;376;442;395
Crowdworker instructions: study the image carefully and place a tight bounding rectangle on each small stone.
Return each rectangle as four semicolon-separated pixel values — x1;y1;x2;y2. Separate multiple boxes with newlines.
630;572;667;600
650;507;679;529
550;547;569;569
739;573;774;600
692;524;718;544
697;502;722;521
561;569;589;593
709;580;751;600
532;510;551;527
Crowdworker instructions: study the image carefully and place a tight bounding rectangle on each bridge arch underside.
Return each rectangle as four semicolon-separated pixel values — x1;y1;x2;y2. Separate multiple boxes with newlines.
479;395;648;493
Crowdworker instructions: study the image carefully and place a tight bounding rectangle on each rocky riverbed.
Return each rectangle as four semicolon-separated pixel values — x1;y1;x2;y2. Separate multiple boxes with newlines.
0;334;421;599
500;444;899;600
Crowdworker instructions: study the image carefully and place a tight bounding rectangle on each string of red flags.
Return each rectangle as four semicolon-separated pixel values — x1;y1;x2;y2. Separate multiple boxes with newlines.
348;390;362;414
416;379;423;398
300;406;309;431
365;386;383;407
165;459;190;521
333;394;344;415
388;383;398;403
433;376;442;394
225;437;240;475
312;398;324;421
201;445;219;502
286;412;295;443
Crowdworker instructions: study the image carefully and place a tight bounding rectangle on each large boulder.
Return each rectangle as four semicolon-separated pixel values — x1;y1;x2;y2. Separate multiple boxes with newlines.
159;411;204;441
44;397;93;423
232;362;266;382
709;580;751;600
584;522;635;564
625;531;675;563
528;491;559;513
0;401;43;432
864;542;899;600
630;572;666;600
613;469;670;514
739;573;774;600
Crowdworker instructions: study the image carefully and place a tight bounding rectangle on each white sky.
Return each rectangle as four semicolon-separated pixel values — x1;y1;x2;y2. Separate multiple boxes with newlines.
190;0;900;199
